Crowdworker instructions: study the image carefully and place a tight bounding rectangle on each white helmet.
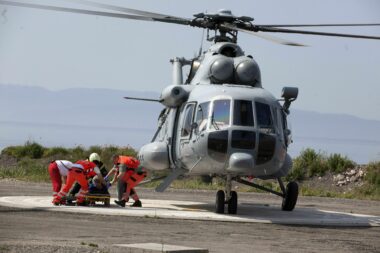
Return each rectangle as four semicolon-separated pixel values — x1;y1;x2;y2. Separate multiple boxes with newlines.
89;153;101;162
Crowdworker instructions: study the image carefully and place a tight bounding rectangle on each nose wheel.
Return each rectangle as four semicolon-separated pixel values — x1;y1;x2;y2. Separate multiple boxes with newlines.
215;190;225;213
215;175;238;214
215;190;238;214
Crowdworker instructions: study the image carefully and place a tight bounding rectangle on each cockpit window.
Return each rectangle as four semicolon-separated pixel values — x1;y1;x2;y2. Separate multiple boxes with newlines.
181;103;195;138
255;102;273;129
234;100;254;127
195;102;210;133
210;99;230;130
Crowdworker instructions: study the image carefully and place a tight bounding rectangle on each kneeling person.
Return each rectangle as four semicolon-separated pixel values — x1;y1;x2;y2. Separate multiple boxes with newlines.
53;160;104;206
108;155;146;207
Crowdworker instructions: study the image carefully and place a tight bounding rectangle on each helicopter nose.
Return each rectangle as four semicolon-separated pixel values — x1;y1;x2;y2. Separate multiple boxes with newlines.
227;153;254;173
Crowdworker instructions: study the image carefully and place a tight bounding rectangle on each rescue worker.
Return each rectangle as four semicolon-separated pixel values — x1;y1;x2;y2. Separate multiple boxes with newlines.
121;165;147;206
69;153;108;197
88;153;107;190
107;155;146;207
53;159;104;206
48;160;83;204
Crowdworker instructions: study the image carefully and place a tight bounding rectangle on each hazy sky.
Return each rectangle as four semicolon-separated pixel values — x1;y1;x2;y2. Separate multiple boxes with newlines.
0;0;380;120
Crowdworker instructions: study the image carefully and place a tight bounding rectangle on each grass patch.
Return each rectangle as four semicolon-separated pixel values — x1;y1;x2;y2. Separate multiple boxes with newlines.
300;186;354;199
0;157;49;182
80;242;98;247
354;161;380;200
0;143;379;200
88;243;98;248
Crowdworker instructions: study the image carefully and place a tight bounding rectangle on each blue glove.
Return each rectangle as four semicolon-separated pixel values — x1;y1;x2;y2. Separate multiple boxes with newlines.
89;183;96;191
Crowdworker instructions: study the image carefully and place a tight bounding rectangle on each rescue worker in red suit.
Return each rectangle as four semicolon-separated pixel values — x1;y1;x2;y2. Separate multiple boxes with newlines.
48;160;83;204
53;160;105;206
68;153;108;198
107;155;146;207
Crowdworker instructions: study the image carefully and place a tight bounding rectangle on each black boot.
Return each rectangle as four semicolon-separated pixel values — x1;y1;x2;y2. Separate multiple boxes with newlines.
114;200;126;207
131;200;142;207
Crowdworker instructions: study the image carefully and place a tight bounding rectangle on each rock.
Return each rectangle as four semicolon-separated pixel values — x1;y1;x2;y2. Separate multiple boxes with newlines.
334;174;345;182
358;169;365;178
347;169;356;176
350;175;359;182
336;180;346;186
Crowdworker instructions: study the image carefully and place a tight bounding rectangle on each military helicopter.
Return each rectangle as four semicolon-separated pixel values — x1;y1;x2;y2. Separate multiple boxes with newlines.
2;0;380;214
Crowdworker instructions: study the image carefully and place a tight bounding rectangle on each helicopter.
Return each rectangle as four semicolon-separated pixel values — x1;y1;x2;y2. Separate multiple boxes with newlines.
1;0;380;214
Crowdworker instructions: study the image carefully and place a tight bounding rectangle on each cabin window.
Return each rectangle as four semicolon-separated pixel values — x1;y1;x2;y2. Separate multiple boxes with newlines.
210;99;231;130
195;102;210;133
233;100;254;127
181;103;195;138
255;102;274;131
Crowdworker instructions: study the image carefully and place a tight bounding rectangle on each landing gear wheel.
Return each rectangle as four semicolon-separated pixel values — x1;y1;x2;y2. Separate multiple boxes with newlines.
227;191;238;214
215;190;225;214
282;181;299;211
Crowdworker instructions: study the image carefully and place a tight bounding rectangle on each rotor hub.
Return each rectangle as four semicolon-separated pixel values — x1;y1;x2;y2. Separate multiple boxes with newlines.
190;10;255;43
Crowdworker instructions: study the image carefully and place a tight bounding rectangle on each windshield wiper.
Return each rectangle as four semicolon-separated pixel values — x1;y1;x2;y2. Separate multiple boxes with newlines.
211;113;220;130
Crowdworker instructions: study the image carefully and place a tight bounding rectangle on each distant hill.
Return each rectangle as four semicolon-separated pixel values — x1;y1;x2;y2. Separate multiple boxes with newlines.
288;110;380;163
1;84;379;163
0;84;162;128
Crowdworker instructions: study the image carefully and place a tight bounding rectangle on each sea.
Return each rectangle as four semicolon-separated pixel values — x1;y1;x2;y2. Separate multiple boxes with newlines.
1;121;379;164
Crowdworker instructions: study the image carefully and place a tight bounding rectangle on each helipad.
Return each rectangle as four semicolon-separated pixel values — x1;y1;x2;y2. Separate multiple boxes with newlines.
0;196;379;227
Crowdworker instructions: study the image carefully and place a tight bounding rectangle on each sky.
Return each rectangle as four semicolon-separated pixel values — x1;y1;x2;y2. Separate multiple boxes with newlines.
0;0;380;120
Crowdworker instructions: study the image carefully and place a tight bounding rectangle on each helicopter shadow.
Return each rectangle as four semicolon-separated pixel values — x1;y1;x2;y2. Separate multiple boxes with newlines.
171;201;380;227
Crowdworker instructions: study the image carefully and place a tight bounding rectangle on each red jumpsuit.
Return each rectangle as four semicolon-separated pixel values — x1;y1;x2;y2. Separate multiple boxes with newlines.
48;162;62;198
53;160;98;205
115;156;146;202
122;168;147;202
48;160;73;200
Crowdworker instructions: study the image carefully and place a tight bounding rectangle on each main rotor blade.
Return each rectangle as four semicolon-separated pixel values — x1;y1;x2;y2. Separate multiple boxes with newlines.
68;0;189;22
221;24;306;46
0;0;190;25
124;97;162;103
256;23;380;28
256;26;380;40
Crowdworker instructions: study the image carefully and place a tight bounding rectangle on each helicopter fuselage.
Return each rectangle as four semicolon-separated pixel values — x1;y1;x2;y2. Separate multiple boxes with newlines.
138;42;293;180
139;84;292;180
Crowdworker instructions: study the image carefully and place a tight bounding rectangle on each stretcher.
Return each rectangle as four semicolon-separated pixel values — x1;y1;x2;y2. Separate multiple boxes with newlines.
85;193;111;207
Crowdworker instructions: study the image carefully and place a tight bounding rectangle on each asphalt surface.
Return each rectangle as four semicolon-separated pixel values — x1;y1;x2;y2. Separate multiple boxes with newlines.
0;179;379;253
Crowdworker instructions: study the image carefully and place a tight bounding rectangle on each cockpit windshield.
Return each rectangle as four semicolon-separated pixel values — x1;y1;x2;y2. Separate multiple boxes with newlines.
234;100;254;127
195;102;210;132
210;99;231;130
255;101;274;131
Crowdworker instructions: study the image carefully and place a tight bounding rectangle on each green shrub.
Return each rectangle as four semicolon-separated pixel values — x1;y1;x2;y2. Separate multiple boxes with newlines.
365;161;380;187
26;142;45;159
88;145;103;157
43;147;69;157
69;146;86;161
327;153;355;173
286;157;306;181
1;141;45;159
287;148;328;181
1;146;22;157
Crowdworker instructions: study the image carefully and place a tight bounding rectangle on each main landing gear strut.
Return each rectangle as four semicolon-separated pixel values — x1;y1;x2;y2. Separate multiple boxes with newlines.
215;176;299;214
